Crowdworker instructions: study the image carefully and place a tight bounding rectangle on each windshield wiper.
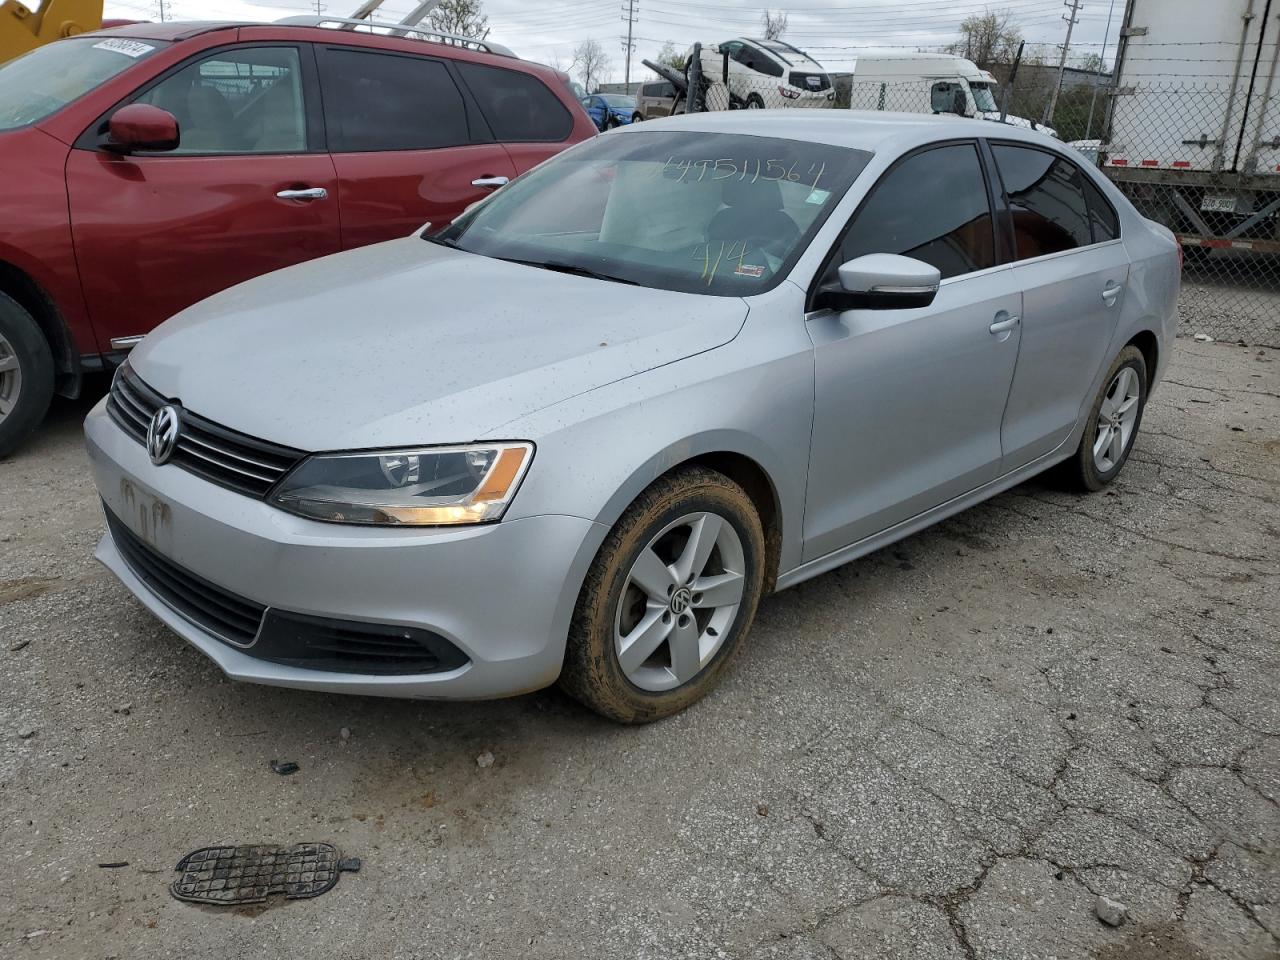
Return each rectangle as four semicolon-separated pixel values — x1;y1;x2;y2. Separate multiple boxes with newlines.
421;232;459;248
502;257;640;286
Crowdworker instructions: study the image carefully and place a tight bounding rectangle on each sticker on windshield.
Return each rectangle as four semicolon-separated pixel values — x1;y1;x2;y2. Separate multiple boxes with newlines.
734;263;766;278
805;188;831;205
92;38;155;58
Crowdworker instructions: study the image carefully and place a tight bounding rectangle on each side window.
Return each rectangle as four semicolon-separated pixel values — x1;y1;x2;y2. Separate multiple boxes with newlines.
991;144;1093;259
1082;175;1120;243
748;48;783;78
321;48;469;151
838;143;996;280
135;46;306;155
457;61;573;142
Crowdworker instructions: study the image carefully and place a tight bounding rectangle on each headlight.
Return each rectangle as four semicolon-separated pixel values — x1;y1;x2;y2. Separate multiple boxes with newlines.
272;442;533;526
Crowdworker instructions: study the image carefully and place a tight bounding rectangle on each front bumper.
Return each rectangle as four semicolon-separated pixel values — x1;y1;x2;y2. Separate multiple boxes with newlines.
85;400;606;700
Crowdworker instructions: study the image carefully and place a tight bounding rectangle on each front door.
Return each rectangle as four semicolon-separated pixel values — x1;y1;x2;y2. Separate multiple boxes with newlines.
67;44;340;348
804;142;1022;561
316;45;518;246
988;143;1131;467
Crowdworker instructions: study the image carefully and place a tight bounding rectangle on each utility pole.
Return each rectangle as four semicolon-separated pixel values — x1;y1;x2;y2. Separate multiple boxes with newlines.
1044;0;1082;125
621;0;638;90
154;0;167;22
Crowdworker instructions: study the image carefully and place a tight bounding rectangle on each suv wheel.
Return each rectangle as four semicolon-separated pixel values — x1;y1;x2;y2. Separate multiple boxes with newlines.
0;292;54;459
746;93;765;109
560;467;766;723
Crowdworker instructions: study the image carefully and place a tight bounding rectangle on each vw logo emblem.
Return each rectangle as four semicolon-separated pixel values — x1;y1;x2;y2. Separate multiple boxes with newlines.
669;586;693;616
147;405;181;466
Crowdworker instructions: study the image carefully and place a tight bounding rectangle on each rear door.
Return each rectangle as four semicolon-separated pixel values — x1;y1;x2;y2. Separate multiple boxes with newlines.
803;141;1022;560
316;45;518;246
990;142;1130;467
453;59;582;176
66;43;340;346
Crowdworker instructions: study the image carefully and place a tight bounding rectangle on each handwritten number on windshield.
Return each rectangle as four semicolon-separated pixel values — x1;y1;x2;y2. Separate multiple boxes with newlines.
693;241;749;284
661;157;827;189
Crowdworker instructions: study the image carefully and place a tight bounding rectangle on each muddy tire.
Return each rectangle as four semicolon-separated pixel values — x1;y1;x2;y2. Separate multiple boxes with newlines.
560;467;766;723
0;292;54;460
1061;345;1147;492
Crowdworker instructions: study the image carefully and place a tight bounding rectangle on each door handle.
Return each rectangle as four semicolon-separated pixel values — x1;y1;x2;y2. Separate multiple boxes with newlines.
989;313;1020;335
276;187;328;201
1102;281;1124;305
471;176;510;189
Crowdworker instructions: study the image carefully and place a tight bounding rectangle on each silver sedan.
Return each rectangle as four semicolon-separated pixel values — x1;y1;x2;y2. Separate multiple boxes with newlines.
85;111;1180;722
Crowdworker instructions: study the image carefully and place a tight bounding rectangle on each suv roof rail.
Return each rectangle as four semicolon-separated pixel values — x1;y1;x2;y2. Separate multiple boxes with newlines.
274;15;516;58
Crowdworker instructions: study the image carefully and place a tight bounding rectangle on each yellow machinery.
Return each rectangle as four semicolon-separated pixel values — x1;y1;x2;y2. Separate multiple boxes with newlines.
1;0;103;63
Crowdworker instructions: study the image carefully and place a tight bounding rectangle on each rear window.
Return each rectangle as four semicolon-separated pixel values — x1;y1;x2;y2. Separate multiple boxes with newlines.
456;62;572;142
320;48;470;151
0;36;167;131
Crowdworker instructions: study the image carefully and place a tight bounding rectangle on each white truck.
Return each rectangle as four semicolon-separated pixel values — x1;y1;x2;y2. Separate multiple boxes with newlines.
844;51;1053;136
1101;0;1280;255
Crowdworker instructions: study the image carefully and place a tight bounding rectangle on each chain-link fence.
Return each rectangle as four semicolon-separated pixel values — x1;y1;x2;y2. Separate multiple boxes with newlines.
677;49;1280;348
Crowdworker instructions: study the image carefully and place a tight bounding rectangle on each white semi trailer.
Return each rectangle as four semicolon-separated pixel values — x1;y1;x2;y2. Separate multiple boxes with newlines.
1102;0;1280;254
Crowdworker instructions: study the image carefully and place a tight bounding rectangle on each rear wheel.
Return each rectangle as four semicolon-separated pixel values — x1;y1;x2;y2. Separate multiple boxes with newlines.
0;292;54;460
1061;345;1147;491
746;93;765;109
560;467;766;723
631;112;643;123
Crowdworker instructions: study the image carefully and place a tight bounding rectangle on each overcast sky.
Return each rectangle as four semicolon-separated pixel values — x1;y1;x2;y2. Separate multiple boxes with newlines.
102;0;1127;84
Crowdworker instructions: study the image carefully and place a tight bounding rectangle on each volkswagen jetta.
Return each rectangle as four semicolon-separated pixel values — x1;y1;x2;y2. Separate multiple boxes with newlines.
85;111;1180;722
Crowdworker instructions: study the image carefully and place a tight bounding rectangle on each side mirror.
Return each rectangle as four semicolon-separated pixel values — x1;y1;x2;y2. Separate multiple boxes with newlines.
104;104;180;154
814;254;941;311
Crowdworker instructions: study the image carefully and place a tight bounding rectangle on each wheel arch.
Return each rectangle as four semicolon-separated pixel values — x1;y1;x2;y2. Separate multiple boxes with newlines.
1125;328;1159;393
587;439;789;593
0;258;79;398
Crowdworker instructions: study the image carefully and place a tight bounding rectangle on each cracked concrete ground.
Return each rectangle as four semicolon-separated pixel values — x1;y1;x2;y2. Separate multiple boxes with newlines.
2;340;1278;960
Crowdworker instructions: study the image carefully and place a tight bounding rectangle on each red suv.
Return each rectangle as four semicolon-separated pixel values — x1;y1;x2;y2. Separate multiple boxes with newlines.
0;19;595;455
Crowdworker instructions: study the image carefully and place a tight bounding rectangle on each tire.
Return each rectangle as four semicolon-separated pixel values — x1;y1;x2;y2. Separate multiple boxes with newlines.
1060;345;1147;492
604;115;618;130
746;93;765;109
560;467;767;723
0;292;55;460
631;113;643;124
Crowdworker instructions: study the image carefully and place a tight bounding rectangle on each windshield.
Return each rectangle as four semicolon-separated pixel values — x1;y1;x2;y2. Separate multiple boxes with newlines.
602;95;635;108
969;81;999;113
0;36;166;132
437;131;872;296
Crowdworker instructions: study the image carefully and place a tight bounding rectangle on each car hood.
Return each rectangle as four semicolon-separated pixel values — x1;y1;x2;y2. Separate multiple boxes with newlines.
130;239;748;451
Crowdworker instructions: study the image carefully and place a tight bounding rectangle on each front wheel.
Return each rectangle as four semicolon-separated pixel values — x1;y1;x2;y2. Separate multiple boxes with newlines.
746;93;765;109
1061;345;1147;491
560;467;766;723
0;292;55;460
631;113;643;124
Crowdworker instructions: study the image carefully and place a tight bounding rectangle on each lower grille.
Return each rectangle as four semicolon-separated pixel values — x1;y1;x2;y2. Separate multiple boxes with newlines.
105;507;266;647
256;610;469;675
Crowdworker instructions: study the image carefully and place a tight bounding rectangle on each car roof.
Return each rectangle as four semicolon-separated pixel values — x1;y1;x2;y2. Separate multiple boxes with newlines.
88;20;244;41
626;110;1064;154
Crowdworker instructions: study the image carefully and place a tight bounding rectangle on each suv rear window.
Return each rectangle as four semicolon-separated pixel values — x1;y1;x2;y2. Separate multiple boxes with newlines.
320;48;470;151
455;62;572;142
0;36;166;131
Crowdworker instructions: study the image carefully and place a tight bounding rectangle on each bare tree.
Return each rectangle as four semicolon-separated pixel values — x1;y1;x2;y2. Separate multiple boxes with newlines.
572;38;612;94
655;40;688;72
760;9;789;40
950;8;1022;66
428;0;490;40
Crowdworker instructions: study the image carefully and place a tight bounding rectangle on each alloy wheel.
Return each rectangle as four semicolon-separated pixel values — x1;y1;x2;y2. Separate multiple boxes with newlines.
614;511;746;692
0;331;22;425
1093;366;1141;473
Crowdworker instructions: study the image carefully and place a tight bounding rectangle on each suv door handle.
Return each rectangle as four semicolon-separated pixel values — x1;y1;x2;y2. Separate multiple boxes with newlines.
1102;281;1124;305
989;312;1020;335
471;176;510;189
276;187;328;201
